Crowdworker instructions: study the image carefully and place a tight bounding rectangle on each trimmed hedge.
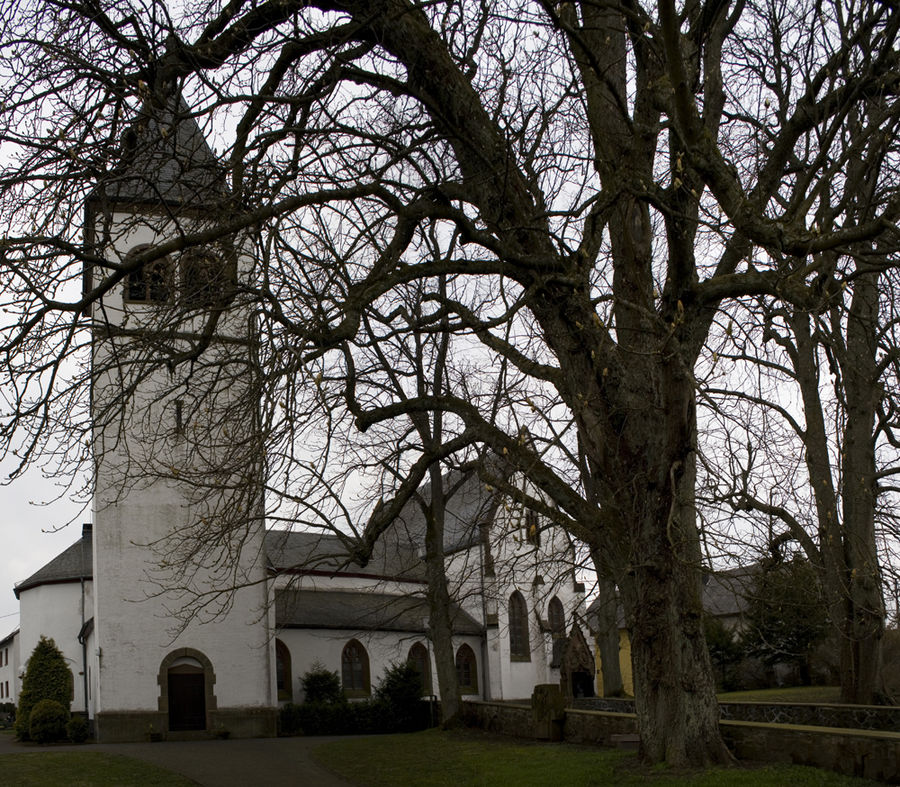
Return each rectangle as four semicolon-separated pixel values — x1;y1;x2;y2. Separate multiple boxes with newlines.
29;699;70;744
279;660;432;736
278;697;432;736
66;714;90;743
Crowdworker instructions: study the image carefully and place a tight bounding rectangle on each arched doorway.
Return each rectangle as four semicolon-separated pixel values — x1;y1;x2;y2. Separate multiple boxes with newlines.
168;659;206;731
158;648;216;732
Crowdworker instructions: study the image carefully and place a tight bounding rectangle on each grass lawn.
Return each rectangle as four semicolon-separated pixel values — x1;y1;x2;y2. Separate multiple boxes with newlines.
312;728;876;786
0;752;197;786
717;686;843;704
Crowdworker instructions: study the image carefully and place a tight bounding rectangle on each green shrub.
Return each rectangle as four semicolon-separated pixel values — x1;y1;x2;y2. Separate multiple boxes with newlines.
376;662;426;732
278;702;305;736
301;662;343;704
16;636;73;741
282;661;430;737
28;699;70;744
66;714;90;743
0;700;15;729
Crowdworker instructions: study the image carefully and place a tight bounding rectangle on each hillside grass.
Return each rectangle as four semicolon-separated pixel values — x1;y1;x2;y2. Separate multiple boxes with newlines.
312;728;876;786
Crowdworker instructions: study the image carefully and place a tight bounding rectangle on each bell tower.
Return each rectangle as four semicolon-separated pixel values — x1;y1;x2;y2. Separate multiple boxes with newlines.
84;94;275;741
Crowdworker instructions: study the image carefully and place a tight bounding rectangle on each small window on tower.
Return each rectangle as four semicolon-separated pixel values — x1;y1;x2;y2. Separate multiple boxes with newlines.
125;245;171;303
181;248;233;307
525;509;541;547
174;399;184;436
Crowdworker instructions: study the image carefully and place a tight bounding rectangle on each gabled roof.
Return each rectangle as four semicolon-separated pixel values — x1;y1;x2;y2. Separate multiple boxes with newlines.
0;628;18;648
91;94;226;209
14;528;92;598
275;588;482;635
265;530;427;583
388;467;504;553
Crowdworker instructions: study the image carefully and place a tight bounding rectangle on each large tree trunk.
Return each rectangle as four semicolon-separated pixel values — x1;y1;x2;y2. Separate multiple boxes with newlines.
423;462;462;724
623;446;730;766
839;271;888;704
791;277;888;705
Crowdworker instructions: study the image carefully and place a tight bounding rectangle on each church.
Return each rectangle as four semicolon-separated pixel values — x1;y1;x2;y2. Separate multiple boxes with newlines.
0;97;593;741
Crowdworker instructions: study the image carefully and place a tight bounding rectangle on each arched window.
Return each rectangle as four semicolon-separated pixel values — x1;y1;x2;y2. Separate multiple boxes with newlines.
455;644;478;694
509;590;531;661
125;244;171;303
407;642;432;695
341;639;370;697
548;596;566;637
275;639;293;702
181;248;231;306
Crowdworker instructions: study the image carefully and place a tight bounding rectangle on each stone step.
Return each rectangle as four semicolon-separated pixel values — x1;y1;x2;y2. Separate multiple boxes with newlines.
609;733;641;751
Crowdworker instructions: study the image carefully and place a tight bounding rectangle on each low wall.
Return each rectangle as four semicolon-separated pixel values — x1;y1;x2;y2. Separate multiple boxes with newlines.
574;697;900;732
462;700;900;783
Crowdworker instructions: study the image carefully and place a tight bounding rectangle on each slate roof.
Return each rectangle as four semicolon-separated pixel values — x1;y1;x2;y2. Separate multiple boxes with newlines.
14;527;92;598
701;565;755;619
265;530;427;582
275;588;482;635
586;564;756;631
91;94;226;209
388;467;503;553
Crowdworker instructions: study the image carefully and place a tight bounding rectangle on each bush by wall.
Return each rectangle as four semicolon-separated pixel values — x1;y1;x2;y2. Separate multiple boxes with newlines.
279;662;431;736
15;636;73;741
0;701;15;729
301;662;343;705
28;699;70;744
66;714;90;743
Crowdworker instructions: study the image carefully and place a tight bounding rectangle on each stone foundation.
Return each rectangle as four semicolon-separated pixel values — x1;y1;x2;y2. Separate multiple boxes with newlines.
94;707;277;743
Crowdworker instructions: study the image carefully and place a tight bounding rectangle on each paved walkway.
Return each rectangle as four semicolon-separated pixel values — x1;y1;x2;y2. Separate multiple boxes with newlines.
0;734;355;786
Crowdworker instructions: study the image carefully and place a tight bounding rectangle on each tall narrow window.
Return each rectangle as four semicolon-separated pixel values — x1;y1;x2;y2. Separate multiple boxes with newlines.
174;399;184;436
407;642;431;695
125;245;171;303
509;590;531;660
525;509;541;547
341;639;370;697
455;644;478;694
548;596;566;637
275;639;293;702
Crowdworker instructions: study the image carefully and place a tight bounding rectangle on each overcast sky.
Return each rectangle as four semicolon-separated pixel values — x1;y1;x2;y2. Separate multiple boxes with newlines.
0;461;85;636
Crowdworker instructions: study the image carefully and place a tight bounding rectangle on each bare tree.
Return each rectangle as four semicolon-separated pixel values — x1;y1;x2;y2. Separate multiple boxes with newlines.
2;0;900;765
700;66;900;703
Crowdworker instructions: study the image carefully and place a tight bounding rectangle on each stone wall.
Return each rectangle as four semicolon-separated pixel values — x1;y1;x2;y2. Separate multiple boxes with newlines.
463;700;900;783
574;697;900;732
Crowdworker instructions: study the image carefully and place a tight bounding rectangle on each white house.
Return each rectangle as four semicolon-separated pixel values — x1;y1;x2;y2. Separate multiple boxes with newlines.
4;95;593;741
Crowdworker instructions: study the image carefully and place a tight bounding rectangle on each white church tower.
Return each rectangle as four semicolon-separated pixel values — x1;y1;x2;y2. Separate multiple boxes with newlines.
84;94;276;741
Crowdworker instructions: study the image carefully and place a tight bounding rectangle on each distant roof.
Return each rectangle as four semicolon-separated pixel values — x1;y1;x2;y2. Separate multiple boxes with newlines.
702;566;755;618
265;530;426;583
90;94;226;209
275;588;482;635
0;628;18;647
14;528;92;598
586;565;756;631
388;467;503;553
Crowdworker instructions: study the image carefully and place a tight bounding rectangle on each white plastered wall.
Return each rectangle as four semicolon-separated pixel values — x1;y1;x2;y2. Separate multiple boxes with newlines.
18;581;93;713
90;210;273;718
